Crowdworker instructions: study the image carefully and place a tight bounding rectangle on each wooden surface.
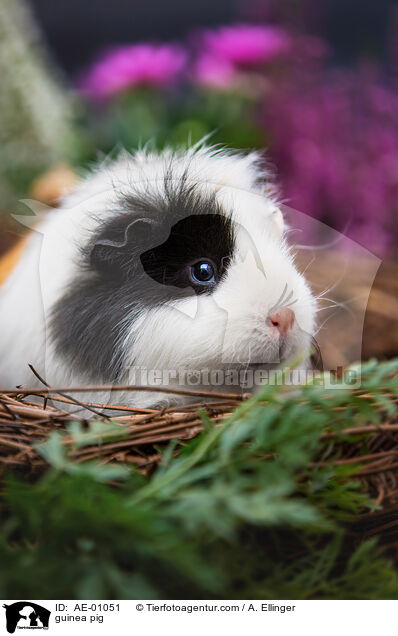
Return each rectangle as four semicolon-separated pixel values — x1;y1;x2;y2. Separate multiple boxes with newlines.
295;250;398;368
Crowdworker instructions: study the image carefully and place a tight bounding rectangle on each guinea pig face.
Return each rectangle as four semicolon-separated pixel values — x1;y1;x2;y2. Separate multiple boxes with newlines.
50;146;317;392
129;190;316;379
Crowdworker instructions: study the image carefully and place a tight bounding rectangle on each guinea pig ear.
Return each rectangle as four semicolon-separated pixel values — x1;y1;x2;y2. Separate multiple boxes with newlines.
89;217;158;275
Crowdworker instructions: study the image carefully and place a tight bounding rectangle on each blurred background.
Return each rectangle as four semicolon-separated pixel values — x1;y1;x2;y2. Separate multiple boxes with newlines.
0;0;397;363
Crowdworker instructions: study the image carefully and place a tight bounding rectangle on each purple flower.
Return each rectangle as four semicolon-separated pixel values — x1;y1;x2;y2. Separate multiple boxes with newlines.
192;54;237;89
200;23;292;67
78;43;187;100
261;70;398;256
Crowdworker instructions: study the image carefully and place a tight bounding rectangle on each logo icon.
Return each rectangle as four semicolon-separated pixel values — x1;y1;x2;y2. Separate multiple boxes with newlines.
2;602;50;634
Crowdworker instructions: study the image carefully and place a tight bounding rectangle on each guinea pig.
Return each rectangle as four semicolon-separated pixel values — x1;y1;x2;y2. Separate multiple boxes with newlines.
0;144;317;409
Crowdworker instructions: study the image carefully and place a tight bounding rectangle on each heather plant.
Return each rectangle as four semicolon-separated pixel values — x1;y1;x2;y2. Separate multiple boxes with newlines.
73;23;398;258
262;69;398;256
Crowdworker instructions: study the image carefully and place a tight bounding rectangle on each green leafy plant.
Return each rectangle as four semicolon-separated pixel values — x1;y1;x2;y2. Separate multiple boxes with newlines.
0;359;397;599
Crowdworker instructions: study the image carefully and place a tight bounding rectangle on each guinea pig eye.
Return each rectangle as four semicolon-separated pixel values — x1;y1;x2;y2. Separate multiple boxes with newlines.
189;259;217;286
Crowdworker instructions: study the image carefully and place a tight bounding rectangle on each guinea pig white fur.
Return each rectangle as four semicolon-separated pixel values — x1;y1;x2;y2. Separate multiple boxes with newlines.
0;144;316;409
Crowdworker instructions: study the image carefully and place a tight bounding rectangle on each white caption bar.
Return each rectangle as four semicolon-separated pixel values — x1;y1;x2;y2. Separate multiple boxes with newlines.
1;599;395;636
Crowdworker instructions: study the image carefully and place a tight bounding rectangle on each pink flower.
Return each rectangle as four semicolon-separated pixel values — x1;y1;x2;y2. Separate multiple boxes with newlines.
193;55;237;89
261;70;398;256
200;24;292;67
78;43;187;100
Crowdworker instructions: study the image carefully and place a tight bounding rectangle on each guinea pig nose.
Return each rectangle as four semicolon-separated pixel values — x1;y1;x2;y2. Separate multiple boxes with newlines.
268;307;295;337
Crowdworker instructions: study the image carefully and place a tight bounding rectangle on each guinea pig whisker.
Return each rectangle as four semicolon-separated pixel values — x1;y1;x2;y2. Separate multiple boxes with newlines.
313;310;340;336
314;303;340;313
309;336;324;372
319;293;365;308
316;295;357;319
312;260;353;299
314;286;341;301
299;255;316;277
316;294;339;303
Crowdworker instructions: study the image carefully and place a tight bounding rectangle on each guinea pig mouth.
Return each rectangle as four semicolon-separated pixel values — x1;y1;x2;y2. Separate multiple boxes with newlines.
238;338;292;370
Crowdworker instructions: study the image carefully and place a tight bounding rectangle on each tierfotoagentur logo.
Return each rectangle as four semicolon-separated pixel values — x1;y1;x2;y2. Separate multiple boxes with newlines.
2;602;51;634
128;364;361;389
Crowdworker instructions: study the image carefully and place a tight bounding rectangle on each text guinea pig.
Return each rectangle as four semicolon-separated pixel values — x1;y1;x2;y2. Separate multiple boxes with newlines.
0;144;316;409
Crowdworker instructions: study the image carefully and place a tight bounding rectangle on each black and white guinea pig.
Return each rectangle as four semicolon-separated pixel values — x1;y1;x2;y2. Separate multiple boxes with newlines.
0;144;316;408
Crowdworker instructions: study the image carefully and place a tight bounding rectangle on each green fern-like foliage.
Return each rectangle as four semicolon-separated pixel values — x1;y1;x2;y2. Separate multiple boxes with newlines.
0;359;397;599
